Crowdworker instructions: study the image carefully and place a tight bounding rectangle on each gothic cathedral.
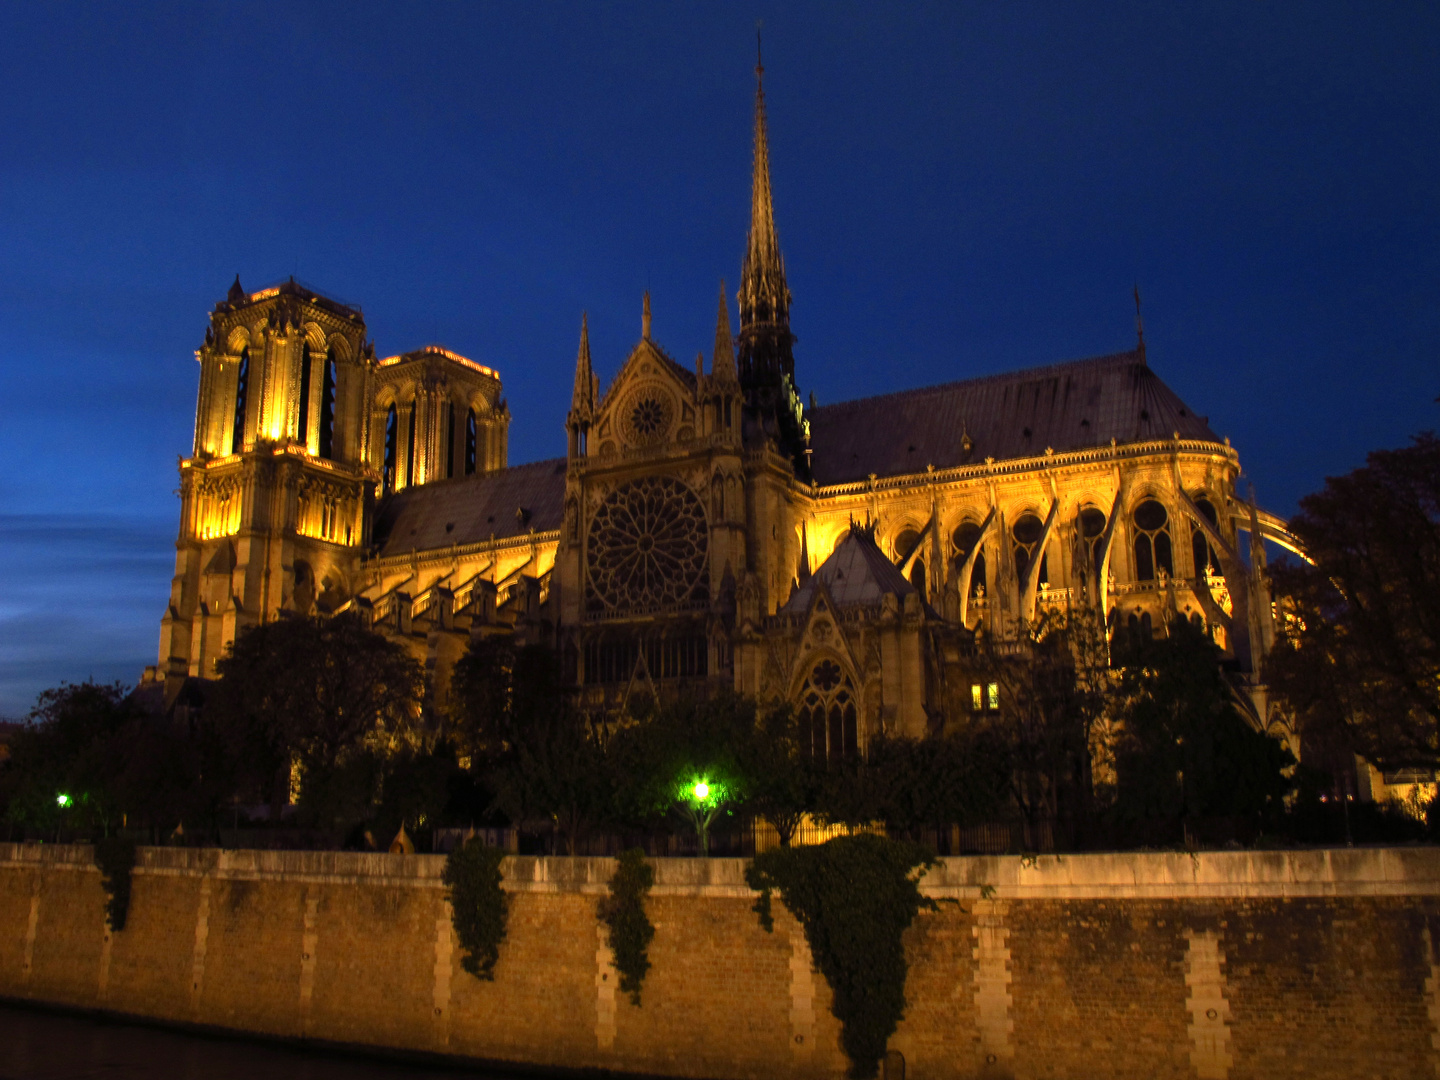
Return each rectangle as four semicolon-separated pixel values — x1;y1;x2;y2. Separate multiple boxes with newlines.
149;63;1300;754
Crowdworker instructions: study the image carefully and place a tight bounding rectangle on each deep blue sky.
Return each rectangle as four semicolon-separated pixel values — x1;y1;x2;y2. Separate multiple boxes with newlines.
1;3;1437;716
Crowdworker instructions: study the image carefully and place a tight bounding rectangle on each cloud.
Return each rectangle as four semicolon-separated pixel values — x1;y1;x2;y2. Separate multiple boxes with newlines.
0;514;173;718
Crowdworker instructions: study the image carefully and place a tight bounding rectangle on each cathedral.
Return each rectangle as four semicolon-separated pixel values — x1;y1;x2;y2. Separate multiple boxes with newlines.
148;63;1301;754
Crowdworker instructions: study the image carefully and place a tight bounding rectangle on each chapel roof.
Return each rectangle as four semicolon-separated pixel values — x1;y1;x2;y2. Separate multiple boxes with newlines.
805;349;1221;486
781;526;917;614
372;457;567;558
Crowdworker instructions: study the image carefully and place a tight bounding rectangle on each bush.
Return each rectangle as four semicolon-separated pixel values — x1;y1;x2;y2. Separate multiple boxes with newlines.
598;848;656;1005
746;834;937;1079
442;838;508;979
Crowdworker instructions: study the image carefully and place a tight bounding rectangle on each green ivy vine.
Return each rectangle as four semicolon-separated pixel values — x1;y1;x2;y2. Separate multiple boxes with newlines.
746;833;937;1080
598;848;656;1005
93;836;137;932
442;838;508;979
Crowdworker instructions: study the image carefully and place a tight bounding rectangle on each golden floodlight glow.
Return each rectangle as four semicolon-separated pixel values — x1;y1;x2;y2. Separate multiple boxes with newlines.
376;346;499;380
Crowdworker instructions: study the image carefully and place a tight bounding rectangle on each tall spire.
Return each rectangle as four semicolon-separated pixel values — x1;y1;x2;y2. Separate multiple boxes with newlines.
1133;284;1147;365
570;312;594;420
739;34;790;337
712;281;737;383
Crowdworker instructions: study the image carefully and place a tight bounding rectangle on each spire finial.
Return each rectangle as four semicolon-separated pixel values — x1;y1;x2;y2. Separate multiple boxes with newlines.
757;22;764;80
1134;284;1146;363
642;291;652;339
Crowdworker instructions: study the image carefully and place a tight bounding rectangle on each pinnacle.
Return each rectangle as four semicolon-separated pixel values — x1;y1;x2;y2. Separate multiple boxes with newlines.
571;312;594;417
712;281;737;382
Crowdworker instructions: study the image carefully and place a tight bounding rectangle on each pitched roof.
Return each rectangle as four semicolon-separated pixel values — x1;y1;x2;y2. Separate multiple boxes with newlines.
372;458;567;558
806;350;1220;486
782;527;916;613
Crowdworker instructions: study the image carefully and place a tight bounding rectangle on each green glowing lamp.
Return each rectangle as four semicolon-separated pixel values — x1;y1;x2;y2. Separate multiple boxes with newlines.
692;781;710;801
56;793;71;808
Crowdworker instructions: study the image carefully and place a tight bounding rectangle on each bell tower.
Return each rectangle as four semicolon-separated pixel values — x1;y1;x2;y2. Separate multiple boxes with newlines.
158;277;374;691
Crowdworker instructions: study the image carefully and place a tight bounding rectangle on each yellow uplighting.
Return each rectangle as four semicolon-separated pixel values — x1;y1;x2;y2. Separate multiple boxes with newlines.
376;346;499;380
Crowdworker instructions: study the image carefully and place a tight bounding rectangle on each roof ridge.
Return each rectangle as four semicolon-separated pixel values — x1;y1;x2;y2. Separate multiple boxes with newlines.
810;348;1146;414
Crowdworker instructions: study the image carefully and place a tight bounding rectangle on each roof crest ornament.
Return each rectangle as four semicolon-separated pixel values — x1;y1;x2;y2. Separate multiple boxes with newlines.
642;291;652;340
1134;283;1147;366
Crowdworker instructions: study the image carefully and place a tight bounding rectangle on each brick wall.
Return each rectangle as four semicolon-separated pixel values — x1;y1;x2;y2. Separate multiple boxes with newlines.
0;845;1436;1079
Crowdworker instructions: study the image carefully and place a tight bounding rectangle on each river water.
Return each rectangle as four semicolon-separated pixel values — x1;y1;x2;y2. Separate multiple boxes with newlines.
0;1002;534;1079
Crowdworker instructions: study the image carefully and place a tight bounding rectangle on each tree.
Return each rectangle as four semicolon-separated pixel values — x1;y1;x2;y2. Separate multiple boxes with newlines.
457;639;611;854
1112;617;1293;826
609;693;753;853
204;613;423;822
2;682;148;837
1267;433;1440;770
741;701;821;847
975;607;1114;846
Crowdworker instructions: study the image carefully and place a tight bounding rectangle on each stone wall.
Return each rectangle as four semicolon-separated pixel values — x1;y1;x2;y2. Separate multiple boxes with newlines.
1;844;1437;1079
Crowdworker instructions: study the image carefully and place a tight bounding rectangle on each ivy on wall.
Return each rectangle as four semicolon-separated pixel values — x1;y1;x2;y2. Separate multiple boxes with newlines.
598;848;656;1005
443;839;508;979
746;834;937;1080
93;836;137;932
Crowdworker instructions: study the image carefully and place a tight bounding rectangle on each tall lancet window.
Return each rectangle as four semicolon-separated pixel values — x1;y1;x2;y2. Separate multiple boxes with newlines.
318;348;337;460
383;405;397;495
465;409;477;475
231;348;250;454
405;401;416;487
297;344;313;448
445;402;456;479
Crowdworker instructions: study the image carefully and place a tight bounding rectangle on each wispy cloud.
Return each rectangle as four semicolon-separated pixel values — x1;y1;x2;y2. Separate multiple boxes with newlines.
0;514;173;717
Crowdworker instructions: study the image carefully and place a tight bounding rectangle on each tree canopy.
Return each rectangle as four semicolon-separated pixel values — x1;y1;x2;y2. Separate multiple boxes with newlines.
1267;433;1440;769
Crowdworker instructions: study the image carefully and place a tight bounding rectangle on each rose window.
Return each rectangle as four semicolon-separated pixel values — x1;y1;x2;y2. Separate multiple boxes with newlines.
619;387;675;446
586;476;708;613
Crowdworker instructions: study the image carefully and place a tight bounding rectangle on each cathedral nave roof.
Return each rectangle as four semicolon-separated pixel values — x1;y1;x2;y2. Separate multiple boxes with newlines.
804;349;1220;485
371;457;567;558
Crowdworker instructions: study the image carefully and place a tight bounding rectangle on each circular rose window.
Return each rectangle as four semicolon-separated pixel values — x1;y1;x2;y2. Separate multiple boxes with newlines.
619;386;675;446
586;475;708;612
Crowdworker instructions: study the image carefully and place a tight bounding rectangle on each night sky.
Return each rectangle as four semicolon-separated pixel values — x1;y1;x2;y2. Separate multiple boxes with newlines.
1;3;1436;716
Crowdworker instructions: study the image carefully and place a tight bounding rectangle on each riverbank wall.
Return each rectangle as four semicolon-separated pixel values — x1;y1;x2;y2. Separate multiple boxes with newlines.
2;844;1437;1079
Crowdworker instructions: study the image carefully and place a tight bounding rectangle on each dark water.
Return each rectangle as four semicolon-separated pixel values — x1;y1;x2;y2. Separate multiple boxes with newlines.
0;1002;535;1080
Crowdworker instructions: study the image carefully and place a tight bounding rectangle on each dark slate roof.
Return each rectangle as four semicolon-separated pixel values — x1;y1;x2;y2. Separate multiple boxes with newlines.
373;458;567;558
806;350;1220;486
782;528;917;613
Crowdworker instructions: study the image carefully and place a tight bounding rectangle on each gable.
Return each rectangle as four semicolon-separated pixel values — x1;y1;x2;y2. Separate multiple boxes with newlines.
593;340;699;455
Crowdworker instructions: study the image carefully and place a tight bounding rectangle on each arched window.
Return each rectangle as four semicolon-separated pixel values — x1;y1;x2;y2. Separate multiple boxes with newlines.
383;404;397;495
798;658;858;764
318;349;337;460
445;402;456;479
297;343;312;448
1079;506;1107;577
231;348;249;454
952;521;986;598
1132;498;1173;581
1013;512;1047;585
405;401;416;487
1191;496;1219;578
895;527;925;592
465;409;477;475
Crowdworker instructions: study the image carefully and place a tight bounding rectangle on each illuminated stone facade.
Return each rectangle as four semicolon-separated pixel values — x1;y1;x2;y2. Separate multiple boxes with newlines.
151;66;1299;747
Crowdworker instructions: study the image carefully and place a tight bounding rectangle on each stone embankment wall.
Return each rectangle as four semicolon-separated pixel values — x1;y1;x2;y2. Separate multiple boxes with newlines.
2;844;1438;1079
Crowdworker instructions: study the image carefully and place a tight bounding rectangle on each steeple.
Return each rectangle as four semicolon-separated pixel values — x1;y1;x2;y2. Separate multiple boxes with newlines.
642;291;652;340
570;313;595;421
734;40;807;477
712;281;737;383
738;38;791;347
